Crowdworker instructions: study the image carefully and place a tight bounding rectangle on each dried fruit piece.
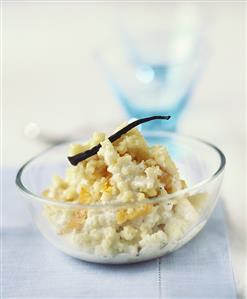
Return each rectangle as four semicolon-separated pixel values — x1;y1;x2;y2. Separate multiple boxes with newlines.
116;204;153;225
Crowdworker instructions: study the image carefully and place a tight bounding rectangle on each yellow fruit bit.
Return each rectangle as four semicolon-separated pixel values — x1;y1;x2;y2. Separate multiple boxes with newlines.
60;209;87;234
166;182;174;193
42;189;49;197
63;187;78;201
145;189;158;198
102;180;112;193
116;204;153;225
79;187;93;204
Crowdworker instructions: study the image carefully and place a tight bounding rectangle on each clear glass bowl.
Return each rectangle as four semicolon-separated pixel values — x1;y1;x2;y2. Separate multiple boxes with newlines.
16;131;225;264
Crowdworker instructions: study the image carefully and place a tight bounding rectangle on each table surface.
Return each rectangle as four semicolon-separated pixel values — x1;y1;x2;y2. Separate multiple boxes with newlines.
2;2;246;298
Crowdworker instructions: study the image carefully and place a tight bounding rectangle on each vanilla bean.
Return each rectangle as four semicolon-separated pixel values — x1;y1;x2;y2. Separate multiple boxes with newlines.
68;115;171;166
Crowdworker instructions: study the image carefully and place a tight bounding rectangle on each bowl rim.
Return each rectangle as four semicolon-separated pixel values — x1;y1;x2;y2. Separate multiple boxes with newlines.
15;130;226;209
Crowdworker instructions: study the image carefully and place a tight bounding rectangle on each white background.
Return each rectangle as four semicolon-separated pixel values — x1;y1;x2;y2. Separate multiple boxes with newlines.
2;2;246;298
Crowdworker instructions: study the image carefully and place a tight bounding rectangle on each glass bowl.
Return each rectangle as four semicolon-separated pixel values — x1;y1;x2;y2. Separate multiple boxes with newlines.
16;131;225;264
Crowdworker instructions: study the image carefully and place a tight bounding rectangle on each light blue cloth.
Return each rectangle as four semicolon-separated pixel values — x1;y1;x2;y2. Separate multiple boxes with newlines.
2;169;237;299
